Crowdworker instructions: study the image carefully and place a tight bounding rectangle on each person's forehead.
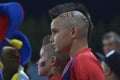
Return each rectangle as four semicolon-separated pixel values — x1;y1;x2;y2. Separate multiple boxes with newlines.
40;47;46;56
103;34;115;40
51;19;66;32
51;17;61;27
103;36;115;42
40;46;50;57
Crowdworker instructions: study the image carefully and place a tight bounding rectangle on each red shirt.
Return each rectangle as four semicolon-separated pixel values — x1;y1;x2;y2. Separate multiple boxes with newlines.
62;48;104;80
49;75;61;80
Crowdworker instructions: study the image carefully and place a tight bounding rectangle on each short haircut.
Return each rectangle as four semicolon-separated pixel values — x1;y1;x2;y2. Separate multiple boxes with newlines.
41;35;70;72
48;2;93;41
41;35;54;57
42;35;51;46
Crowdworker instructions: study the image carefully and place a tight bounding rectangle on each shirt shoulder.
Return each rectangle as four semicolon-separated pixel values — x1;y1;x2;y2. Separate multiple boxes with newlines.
69;50;104;80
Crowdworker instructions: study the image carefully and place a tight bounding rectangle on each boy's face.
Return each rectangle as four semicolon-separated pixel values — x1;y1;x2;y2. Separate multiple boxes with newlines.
37;47;51;76
51;17;72;54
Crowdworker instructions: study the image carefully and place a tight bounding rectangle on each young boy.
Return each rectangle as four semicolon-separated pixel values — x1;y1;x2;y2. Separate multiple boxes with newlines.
37;35;70;80
49;2;104;80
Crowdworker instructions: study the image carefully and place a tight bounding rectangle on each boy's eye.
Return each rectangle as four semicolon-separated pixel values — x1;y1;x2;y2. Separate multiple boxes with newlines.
52;30;57;33
53;31;57;34
51;29;58;34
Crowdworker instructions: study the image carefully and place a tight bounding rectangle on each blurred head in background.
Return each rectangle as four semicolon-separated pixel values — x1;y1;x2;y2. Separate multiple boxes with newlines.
102;32;120;54
37;35;70;79
101;50;120;80
0;46;19;80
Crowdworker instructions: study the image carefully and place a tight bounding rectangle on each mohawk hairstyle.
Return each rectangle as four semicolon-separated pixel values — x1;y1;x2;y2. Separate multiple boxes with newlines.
42;35;51;46
49;2;88;20
48;2;93;41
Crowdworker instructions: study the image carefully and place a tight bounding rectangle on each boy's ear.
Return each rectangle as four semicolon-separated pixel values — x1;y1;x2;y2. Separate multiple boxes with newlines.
50;56;57;66
71;26;79;39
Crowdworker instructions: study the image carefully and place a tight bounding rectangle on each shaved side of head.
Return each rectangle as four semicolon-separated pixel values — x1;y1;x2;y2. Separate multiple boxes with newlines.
56;11;89;37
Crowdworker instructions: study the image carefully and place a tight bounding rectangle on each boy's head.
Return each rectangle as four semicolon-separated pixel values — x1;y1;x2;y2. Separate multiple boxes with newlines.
49;2;93;54
0;46;20;80
37;35;70;78
102;32;120;54
101;50;120;80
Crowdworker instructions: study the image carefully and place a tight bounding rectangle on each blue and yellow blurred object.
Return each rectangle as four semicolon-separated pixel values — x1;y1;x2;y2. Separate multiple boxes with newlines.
11;66;29;80
9;30;32;66
0;60;4;80
0;2;24;53
5;38;23;49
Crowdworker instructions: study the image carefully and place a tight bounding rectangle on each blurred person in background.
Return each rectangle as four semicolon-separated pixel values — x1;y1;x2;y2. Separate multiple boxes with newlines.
101;50;120;80
96;32;120;62
102;32;120;54
0;46;20;80
37;35;70;80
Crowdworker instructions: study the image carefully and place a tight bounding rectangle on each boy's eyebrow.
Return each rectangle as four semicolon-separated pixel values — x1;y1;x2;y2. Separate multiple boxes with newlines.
51;25;58;30
51;28;58;33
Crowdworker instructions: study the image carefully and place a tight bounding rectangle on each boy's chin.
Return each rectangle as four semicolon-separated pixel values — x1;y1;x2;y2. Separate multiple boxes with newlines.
39;72;46;76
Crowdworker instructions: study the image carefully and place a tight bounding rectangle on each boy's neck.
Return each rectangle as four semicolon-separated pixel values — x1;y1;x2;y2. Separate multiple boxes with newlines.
69;38;88;58
49;67;62;79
